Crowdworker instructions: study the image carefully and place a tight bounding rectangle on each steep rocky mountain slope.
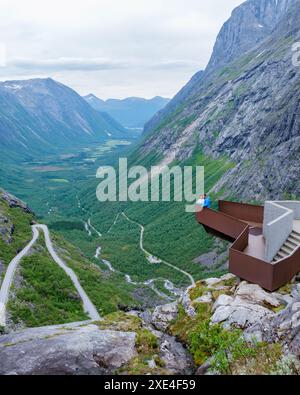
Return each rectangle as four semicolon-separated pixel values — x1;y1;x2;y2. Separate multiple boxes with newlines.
0;78;126;159
141;0;300;200
85;94;170;129
144;0;295;133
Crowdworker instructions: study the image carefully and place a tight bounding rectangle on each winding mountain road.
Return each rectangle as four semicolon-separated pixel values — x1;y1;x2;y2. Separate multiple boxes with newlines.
122;212;195;287
0;224;100;327
76;197;195;293
0;227;40;327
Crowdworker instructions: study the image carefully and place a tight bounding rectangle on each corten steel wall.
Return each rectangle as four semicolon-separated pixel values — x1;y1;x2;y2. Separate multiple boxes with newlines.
231;225;249;251
272;247;300;290
196;208;247;240
230;225;275;291
229;249;275;291
219;201;264;224
231;241;300;291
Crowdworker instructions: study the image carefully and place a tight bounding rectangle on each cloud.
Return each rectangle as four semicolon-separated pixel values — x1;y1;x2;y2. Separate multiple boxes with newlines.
8;57;129;72
0;0;244;98
7;57;200;73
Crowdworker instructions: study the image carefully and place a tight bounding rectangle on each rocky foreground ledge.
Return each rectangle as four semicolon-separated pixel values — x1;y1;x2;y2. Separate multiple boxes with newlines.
0;273;299;375
0;315;193;375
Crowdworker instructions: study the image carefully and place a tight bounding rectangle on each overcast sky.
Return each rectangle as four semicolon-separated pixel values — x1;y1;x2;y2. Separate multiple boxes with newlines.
0;0;243;99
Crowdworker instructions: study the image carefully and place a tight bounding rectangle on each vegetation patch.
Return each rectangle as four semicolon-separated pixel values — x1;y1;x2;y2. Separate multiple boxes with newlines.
8;236;89;328
136;329;159;354
97;311;141;332
189;320;256;373
170;303;212;344
170;301;284;375
189;283;210;301
189;277;236;302
98;312;167;375
231;343;283;375
52;235;150;315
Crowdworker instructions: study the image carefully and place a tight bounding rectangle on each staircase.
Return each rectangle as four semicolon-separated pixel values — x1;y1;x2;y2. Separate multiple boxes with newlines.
273;230;300;263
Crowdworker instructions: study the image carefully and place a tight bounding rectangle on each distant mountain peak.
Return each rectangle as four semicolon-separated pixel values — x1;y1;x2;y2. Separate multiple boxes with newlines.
84;94;170;129
85;93;100;100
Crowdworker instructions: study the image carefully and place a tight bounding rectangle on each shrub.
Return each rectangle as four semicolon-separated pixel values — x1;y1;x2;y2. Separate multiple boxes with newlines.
188;320;256;373
136;329;159;353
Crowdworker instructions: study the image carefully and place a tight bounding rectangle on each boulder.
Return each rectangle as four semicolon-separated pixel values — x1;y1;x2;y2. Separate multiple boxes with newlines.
195;292;213;304
212;294;234;312
212;301;275;330
151;302;179;331
211;282;279;329
235;282;282;308
0;322;137;375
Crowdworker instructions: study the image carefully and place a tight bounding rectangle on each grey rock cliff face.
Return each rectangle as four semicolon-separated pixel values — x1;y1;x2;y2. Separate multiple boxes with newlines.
0;189;32;214
0;190;32;245
207;0;295;71
144;0;294;134
150;302;179;331
141;0;300;199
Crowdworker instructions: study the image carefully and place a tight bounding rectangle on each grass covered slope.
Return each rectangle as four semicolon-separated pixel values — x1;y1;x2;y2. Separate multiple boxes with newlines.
1;132;235;291
51;233;165;315
8;234;89;328
100;214;180;282
123;154;233;280
1;146;235;316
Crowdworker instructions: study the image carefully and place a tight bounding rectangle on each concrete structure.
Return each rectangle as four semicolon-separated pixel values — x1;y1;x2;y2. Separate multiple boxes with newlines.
196;201;300;291
263;202;294;262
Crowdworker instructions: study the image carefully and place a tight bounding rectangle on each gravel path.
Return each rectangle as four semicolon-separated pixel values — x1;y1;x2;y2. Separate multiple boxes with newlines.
122;212;195;287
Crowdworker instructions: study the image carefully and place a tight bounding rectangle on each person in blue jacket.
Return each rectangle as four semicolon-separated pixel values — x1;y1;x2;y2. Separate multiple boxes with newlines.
203;194;211;208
